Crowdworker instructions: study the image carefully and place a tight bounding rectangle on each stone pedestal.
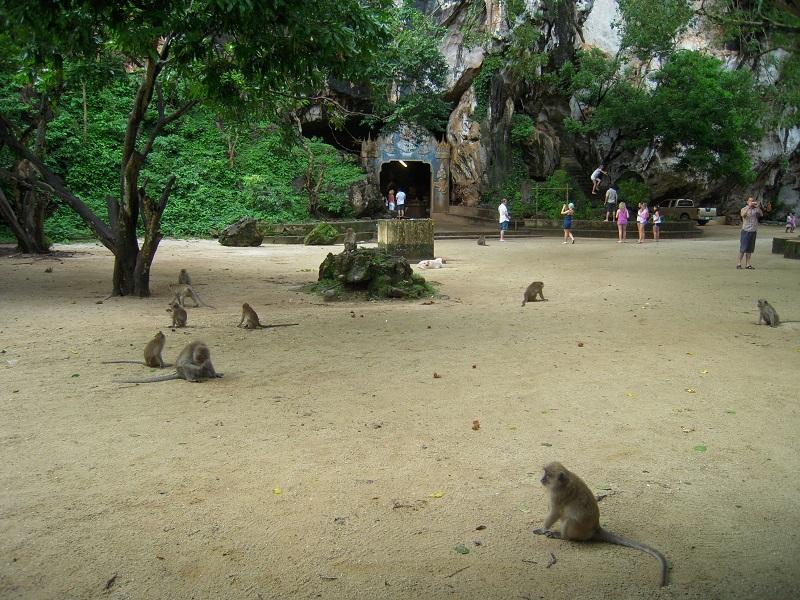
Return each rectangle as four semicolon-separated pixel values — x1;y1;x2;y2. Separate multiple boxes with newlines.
377;219;434;261
784;239;800;259
772;237;788;254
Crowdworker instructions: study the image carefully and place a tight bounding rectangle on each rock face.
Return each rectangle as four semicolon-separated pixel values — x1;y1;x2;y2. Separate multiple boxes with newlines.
218;217;263;247
315;248;432;299
322;0;799;217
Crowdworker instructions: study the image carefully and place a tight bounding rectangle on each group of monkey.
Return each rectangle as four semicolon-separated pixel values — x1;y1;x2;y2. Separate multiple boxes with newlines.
100;249;787;585
102;269;297;383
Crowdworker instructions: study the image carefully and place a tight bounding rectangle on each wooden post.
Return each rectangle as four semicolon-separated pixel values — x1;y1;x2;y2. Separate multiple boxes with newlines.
378;219;434;261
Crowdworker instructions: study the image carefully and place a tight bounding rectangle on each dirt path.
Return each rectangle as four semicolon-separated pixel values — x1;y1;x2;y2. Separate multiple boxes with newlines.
1;224;798;599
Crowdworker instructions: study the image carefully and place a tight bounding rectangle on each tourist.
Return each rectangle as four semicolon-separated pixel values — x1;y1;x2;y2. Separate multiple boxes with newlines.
387;188;395;215
636;202;649;243
737;196;763;269
560;202;575;244
498;197;510;242
395;188;406;218
604;185;617;222
615;201;629;243
651;205;662;242
786;211;796;233
590;164;607;195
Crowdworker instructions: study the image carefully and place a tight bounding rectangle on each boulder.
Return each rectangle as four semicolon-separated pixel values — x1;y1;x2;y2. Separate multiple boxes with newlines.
315;248;432;299
218;217;263;247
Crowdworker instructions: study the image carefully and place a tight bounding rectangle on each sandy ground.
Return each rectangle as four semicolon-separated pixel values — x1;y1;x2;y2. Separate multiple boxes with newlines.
1;223;799;600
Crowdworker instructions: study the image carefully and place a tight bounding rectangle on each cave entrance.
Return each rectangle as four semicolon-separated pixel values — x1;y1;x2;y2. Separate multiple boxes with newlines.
380;161;432;218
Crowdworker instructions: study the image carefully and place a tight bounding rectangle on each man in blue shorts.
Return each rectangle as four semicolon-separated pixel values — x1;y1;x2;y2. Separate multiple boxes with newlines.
737;196;763;270
498;197;510;241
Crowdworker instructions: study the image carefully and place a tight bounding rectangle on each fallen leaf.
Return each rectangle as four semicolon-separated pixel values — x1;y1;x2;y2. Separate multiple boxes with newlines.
472;364;477;369
693;445;707;453
700;369;709;374
429;491;444;498
625;392;635;397
577;342;584;347
685;388;696;394
454;544;470;555
472;420;480;431
272;487;282;495
725;410;736;415
433;372;441;379
681;426;695;433
686;352;694;356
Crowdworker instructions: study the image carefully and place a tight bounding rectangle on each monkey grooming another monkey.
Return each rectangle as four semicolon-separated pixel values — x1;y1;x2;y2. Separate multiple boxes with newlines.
343;228;357;253
238;302;300;330
168;301;188;328
521;281;546;306
757;299;780;327
102;331;169;368
178;268;192;285
533;462;668;587
173;284;214;309
477;235;487;246
116;341;223;383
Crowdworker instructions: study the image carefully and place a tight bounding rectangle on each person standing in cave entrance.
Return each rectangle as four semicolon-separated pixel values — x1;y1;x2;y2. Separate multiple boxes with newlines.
387;188;396;215
395;188;406;218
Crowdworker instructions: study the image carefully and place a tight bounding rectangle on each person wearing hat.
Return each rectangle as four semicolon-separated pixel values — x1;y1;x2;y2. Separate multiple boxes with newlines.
561;202;575;244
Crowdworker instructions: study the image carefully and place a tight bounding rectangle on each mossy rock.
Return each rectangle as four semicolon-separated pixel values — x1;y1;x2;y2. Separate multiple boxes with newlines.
312;248;434;300
304;223;339;245
219;217;263;247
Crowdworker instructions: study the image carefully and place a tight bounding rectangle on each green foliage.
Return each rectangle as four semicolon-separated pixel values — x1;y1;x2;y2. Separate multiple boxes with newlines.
365;2;452;134
510;114;536;146
506;168;588;219
617;179;651;205
304;222;339;245
614;0;694;59
564;49;763;182
473;54;504;122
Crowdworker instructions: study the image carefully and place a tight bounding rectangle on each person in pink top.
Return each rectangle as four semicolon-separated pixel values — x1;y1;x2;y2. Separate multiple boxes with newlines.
615;201;629;243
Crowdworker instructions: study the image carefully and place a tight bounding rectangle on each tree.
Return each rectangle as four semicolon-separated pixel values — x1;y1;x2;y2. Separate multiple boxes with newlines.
0;0;390;296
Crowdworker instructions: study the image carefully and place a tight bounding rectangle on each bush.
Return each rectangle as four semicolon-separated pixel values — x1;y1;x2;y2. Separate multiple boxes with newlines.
304;222;339;245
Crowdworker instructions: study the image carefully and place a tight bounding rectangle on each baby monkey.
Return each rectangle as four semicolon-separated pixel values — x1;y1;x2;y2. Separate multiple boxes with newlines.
103;331;169;368
116;341;223;383
178;268;192;285
533;462;668;587
173;284;214;309
757;299;780;327
521;281;546;306
238;303;299;330
168;301;188;328
477;235;487;246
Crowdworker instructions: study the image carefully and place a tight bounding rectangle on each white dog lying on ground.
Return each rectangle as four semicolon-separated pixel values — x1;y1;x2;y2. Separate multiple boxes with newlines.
416;258;446;269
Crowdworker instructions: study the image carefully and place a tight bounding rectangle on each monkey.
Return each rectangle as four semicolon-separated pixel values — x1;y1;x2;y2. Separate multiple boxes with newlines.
178;268;192;285
167;301;188;328
477;235;487;246
116;341;223;383
757;299;780;327
521;281;546;306
237;302;299;330
343;227;357;253
533;462;668;587
172;284;214;309
102;331;170;368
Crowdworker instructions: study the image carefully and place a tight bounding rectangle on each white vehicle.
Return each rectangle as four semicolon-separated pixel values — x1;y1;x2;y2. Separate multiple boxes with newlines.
659;199;717;225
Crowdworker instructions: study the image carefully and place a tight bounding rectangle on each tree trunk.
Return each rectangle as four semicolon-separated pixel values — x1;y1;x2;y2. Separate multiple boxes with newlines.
133;177;174;296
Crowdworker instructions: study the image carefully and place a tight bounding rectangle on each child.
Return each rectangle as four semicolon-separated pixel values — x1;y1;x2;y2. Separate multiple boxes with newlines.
387;189;395;215
786;211;796;233
651;206;662;242
590;164;607;195
636;202;649;243
615;202;629;243
560;202;575;244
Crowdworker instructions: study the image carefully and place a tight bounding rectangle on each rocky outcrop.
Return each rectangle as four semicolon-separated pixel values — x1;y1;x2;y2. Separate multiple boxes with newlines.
218;217;263;247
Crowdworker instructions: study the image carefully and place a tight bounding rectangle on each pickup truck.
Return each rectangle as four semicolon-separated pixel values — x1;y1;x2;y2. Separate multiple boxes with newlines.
658;199;717;225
